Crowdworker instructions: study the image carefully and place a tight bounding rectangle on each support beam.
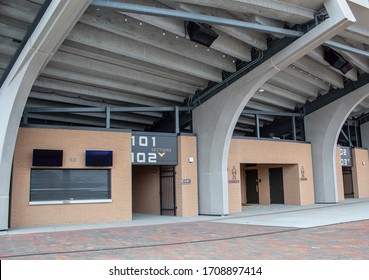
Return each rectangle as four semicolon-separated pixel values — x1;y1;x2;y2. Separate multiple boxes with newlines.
91;0;304;37
40;67;185;103
80;8;236;72
48;51;199;96
33;77;175;107
293;56;344;89
121;13;252;61
305;82;369;203
166;0;316;24
0;0;91;231
59;42;208;88
192;0;355;216
67;22;223;82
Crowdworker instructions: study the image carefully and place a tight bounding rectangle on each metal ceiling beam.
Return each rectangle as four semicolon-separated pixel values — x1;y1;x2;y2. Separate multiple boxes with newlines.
304;72;369;116
325;40;369;59
25;106;191;113
242;110;301;117
90;0;304;37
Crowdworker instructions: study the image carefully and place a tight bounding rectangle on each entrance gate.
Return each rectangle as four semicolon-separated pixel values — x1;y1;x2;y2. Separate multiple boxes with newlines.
160;166;176;216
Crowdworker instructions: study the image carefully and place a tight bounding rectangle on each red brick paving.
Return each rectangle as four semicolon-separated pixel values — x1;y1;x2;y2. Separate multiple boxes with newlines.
1;219;369;260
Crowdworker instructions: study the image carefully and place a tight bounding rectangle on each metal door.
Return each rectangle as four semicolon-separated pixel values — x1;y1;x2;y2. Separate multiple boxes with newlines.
269;167;284;204
160;166;176;216
246;169;259;204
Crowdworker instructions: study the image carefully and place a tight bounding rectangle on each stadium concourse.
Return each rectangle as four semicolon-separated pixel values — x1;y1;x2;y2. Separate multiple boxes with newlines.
2;0;369;239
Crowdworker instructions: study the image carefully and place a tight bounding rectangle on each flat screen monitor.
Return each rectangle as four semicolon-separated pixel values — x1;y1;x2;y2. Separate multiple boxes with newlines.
32;149;63;167
85;150;113;167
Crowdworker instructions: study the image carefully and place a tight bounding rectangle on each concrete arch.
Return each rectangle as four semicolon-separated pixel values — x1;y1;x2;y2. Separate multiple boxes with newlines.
305;82;369;203
192;0;355;215
0;0;91;230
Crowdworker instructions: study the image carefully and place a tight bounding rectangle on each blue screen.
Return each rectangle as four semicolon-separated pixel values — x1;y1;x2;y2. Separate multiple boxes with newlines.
85;150;113;166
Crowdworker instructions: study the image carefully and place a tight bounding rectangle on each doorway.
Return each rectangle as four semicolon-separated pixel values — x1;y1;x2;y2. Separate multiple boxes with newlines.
132;165;176;216
160;166;176;216
269;167;284;204
343;167;354;198
245;169;259;204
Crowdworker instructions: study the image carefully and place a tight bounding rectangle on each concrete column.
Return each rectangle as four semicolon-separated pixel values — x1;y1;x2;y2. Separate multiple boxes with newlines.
0;0;90;230
305;83;369;203
360;122;369;149
193;0;355;215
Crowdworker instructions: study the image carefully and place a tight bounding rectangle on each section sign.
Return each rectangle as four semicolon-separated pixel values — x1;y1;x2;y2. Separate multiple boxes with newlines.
340;146;352;167
131;132;178;165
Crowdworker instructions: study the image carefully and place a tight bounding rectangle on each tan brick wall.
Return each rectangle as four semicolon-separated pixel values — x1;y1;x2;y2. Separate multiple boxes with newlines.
228;163;242;213
257;166;271;205
175;136;198;217
283;164;301;205
11;127;132;228
132;165;160;214
228;138;315;212
336;146;345;201
352;148;369;198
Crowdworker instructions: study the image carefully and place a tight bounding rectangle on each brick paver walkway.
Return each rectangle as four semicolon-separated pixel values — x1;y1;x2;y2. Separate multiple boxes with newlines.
1;219;368;260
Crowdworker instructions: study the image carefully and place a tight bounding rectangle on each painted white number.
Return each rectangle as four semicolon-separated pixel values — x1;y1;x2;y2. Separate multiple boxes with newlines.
148;153;157;163
139;136;148;146
132;136;157;147
132;152;157;163
137;153;146;163
131;135;159;163
341;158;351;166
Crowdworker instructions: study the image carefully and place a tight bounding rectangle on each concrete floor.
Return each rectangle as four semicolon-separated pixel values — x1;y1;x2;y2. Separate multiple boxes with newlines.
2;197;369;235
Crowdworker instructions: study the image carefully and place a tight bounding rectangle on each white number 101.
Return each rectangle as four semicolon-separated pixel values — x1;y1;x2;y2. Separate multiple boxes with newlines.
131;136;156;147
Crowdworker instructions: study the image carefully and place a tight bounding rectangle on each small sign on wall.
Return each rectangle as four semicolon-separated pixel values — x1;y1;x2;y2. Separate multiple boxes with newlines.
340;146;352;167
182;179;191;185
228;165;240;184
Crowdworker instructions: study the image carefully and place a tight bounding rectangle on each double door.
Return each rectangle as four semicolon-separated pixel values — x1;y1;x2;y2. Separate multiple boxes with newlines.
245;167;285;204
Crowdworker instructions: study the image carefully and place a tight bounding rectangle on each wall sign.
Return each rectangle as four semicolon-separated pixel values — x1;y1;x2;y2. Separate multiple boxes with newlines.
182;179;191;185
340;146;352;167
131;132;178;165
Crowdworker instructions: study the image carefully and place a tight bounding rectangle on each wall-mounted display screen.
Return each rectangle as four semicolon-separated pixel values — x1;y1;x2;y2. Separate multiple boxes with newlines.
85;150;113;167
32;149;63;167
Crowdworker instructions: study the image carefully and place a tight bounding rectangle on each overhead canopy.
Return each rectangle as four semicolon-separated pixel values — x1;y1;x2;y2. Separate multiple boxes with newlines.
2;0;369;137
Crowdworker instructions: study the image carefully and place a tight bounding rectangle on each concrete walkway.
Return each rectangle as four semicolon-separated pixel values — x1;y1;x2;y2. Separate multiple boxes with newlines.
215;198;369;228
1;197;369;235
